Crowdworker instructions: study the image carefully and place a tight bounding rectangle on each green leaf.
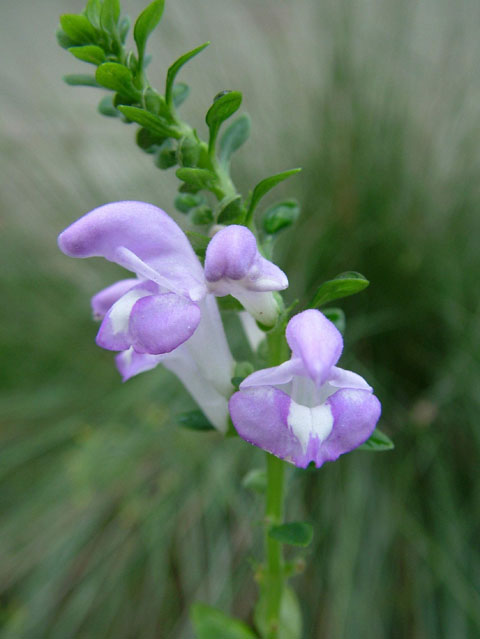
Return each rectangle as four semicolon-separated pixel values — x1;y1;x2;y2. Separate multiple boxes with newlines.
134;0;165;61
63;74;99;87
217;195;244;225
98;94;119;117
100;0;120;33
165;43;210;106
136;127;165;152
190;206;213;225
248;169;301;220
154;141;177;169
177;136;201;168
191;603;257;639
219;114;251;167
95;63;141;100
206;91;242;149
268;522;313;547
172;83;190;108
322;307;346;334
177;410;214;431
117;106;178;138
186;231;210;259
68;45;105;65
310;271;370;308
358;429;394;451
118;15;131;43
56;29;76;49
262;199;300;234
242;469;267;494
176;167;214;191
143;88;166;116
84;0;102;27
174;193;204;213
59;14;98;44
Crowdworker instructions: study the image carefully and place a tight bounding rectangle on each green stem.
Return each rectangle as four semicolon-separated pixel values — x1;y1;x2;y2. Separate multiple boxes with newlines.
263;453;286;637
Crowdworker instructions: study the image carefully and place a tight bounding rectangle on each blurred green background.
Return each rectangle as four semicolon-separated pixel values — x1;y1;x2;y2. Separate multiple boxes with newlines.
1;0;480;637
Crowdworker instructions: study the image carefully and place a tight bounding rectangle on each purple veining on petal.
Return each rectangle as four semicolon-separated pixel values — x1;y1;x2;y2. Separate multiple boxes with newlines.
315;389;381;466
129;293;201;355
286;310;343;386
230;387;306;463
204;225;257;282
91;279;139;319
58;201;205;299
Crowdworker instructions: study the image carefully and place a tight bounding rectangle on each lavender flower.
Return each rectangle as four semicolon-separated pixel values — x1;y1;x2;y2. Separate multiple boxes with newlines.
229;309;381;467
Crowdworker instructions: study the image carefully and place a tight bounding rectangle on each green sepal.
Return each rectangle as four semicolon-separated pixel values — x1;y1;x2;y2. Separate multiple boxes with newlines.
216;195;244;225
268;521;313;547
98;94;119;117
96;63;142;100
358;428;394;451
68;45;105;65
206;91;242;150
310;271;369;308
219;113;251;167
165;43;210;106
176;410;215;432
117;106;178;138
59;14;98;44
190;206;213;225
191;603;257;639
242;469;267;494
63;74;99;87
322;307;346;334
174;193;204;213
186;231;210;259
84;0;101;27
176;167;214;191
262;199;300;235
134;0;165;61
247;168;301;221
100;0;120;34
172;83;190;108
217;296;244;312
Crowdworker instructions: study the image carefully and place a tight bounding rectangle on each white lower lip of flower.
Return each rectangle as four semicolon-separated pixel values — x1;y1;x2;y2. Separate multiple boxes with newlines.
287;402;334;454
108;287;151;334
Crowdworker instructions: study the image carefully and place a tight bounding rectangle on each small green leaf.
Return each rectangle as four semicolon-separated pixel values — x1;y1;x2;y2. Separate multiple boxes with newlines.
322;307;346;334
98;94;119;117
56;29;76;49
117;106;178;138
219;114;251;167
84;0;102;27
311;271;370;308
177;410;214;432
59;14;97;44
217;195;244;225
206;91;242;150
186;231;210;259
177;136;201;168
248;169;301;220
63;74;99;87
172;83;190;108
358;429;394;451
100;0;120;33
96;63;142;100
136;127;164;151
155;141;177;169
134;0;165;61
68;45;105;65
143;88;166;116
174;194;204;213
190;205;213;225
165;43;210;106
176;167;214;191
268;522;313;547
191;603;257;639
242;469;267;494
262;199;300;235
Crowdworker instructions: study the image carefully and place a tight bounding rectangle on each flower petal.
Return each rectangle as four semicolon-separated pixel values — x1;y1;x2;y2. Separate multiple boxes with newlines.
328;366;373;391
286;310;343;386
91;279;138;319
116;348;163;381
317;389;381;465
204;225;288;325
240;357;302;389
129;293;201;355
96;281;158;351
58;201;205;300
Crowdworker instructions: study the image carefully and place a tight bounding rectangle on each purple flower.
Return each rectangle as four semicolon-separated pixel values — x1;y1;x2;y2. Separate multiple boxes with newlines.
58;201;287;431
229;309;381;467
